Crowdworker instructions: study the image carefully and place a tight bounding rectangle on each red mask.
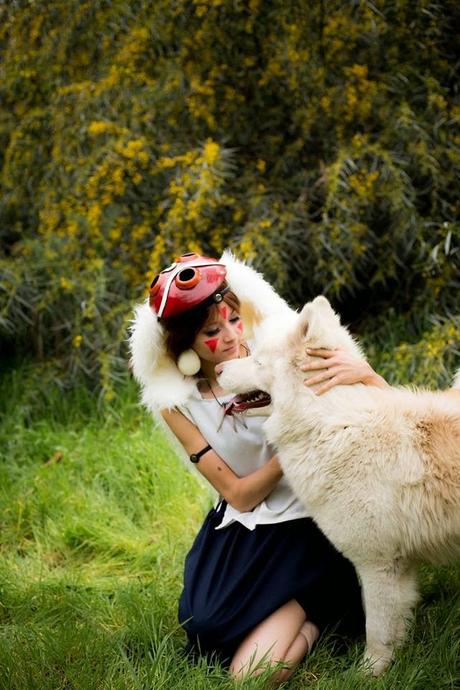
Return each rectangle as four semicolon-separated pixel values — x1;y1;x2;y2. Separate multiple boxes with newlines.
149;253;227;318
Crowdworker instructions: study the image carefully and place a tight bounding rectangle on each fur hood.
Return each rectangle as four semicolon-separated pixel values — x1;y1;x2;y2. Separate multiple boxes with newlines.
129;250;293;414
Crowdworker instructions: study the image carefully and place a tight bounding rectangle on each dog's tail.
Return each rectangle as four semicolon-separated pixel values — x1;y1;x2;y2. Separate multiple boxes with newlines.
452;368;460;390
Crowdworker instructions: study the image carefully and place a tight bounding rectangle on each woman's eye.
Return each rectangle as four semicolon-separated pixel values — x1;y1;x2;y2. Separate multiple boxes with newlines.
205;328;219;336
230;316;240;323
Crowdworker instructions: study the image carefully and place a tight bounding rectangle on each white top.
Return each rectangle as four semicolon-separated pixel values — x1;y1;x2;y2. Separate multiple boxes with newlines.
179;386;309;531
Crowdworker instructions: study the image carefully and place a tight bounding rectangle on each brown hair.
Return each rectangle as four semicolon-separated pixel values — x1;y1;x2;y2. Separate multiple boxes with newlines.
159;281;240;362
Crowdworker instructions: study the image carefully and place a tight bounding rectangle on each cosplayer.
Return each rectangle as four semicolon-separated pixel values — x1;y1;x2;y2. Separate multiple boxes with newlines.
129;251;384;684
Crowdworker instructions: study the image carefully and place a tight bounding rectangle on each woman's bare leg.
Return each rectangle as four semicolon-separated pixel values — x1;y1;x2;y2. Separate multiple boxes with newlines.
229;600;319;685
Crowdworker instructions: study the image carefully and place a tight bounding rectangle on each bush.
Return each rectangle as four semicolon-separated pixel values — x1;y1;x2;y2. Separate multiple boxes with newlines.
1;0;459;391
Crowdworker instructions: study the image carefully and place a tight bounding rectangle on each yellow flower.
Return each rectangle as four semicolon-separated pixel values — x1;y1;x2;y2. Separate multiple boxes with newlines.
73;335;83;348
88;121;111;136
349;64;368;79
109;228;122;241
202;139;220;165
60;277;72;291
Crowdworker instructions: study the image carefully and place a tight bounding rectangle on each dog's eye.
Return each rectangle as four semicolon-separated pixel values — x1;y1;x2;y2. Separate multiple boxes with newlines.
254;358;262;367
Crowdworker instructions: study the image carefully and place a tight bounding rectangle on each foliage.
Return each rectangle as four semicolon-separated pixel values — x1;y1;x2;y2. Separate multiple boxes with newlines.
0;0;459;390
0;371;459;689
364;315;460;388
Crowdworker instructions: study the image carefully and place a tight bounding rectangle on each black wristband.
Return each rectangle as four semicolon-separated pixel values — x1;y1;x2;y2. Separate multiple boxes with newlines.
190;444;212;464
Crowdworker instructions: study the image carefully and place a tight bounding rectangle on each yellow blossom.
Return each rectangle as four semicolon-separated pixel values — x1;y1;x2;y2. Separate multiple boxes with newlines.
202;139;220;165
60;277;72;291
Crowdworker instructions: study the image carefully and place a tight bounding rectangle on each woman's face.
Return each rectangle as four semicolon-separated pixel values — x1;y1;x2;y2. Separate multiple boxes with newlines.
193;302;244;365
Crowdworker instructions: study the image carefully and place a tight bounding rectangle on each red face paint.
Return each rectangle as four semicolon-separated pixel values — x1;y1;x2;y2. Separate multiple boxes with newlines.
219;304;228;320
236;321;243;333
204;337;219;353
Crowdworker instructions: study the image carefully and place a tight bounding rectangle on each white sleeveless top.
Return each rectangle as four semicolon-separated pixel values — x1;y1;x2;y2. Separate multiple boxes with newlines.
178;386;309;531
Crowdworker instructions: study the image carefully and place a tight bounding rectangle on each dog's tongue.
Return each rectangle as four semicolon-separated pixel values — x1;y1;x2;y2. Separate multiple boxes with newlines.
224;390;272;415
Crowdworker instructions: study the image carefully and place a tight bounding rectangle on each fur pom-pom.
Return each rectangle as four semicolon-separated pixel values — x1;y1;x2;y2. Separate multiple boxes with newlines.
128;301;196;412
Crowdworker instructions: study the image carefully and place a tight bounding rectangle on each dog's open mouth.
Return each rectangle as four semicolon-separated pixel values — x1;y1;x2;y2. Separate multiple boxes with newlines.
224;390;272;414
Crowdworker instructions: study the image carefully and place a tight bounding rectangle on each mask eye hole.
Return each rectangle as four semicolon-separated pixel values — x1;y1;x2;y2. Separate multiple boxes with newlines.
149;274;160;296
176;267;201;289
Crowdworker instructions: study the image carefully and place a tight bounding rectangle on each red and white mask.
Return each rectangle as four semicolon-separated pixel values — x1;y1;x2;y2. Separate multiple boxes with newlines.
149;253;227;319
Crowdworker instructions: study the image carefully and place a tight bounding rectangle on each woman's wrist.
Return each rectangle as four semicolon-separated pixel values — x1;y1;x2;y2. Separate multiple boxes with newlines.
362;369;389;388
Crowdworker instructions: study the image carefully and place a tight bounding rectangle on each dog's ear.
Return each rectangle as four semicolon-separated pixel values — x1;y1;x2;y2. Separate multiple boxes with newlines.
311;295;334;311
298;303;316;340
298;295;338;345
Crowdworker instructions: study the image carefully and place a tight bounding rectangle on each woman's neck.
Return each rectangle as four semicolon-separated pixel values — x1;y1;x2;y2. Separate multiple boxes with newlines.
200;360;218;384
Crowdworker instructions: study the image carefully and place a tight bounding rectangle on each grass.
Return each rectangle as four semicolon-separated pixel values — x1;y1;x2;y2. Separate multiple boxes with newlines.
0;364;459;689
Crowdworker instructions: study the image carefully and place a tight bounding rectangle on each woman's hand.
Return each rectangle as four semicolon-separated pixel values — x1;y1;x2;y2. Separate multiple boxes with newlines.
300;348;389;395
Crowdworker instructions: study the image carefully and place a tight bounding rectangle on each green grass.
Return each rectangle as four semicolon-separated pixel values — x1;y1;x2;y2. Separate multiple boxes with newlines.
0;365;459;689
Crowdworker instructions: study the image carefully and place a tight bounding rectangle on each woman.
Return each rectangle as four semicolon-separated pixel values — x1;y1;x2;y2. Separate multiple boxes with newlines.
130;251;388;685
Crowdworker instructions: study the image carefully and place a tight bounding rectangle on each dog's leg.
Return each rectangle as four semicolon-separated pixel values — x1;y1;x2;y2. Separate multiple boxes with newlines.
357;561;418;676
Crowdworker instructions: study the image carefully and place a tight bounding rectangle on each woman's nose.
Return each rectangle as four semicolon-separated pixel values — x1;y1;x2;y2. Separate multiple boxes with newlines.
223;325;237;341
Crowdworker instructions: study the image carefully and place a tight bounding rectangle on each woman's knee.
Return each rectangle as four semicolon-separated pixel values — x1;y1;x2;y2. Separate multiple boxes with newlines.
229;600;311;680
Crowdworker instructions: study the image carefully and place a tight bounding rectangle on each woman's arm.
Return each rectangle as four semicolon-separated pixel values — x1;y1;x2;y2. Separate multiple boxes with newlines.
161;408;283;512
300;348;389;395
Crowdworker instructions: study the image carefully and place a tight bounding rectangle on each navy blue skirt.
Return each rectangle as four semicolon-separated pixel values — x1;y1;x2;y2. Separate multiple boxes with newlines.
178;501;364;665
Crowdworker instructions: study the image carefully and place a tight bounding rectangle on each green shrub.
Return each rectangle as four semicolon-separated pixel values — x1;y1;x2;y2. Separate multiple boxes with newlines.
1;0;459;390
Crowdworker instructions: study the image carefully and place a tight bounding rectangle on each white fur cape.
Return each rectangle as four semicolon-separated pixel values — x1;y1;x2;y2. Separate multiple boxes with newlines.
128;250;294;488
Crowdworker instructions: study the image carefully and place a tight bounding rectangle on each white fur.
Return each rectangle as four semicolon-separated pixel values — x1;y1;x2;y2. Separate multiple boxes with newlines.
128;251;293;485
218;296;460;675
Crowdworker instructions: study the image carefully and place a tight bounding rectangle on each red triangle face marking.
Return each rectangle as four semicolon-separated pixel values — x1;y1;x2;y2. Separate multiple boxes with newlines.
236;320;243;333
219;305;228;320
204;337;219;353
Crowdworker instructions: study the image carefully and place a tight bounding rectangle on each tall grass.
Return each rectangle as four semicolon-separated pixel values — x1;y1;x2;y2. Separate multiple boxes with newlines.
0;365;458;689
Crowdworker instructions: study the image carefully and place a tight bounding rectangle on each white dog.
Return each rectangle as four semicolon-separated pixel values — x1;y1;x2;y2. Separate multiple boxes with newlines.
217;296;460;675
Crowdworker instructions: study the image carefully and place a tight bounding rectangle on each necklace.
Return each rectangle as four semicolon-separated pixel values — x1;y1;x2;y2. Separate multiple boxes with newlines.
200;342;251;431
205;379;249;433
205;379;227;407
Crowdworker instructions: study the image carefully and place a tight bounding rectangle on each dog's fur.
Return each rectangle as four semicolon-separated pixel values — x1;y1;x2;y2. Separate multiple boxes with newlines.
217;296;460;675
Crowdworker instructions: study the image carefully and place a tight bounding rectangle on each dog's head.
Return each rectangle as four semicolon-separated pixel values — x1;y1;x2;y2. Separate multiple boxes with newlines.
294;295;361;352
216;309;296;396
217;296;363;399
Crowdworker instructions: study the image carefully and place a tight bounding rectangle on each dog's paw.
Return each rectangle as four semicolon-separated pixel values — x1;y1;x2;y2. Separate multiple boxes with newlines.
362;650;393;676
